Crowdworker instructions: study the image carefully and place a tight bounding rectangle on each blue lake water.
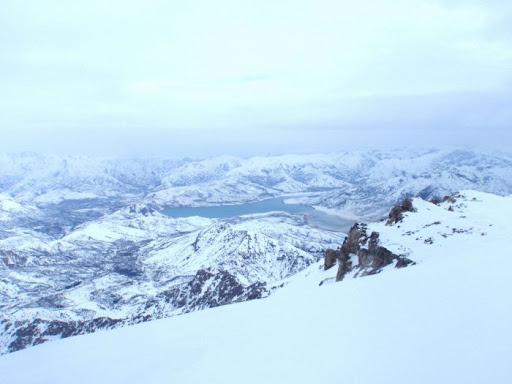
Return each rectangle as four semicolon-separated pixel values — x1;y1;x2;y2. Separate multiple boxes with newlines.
161;198;354;232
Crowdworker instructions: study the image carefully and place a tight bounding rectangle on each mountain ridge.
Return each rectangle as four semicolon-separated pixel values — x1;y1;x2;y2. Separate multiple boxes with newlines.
1;148;512;355
1;189;510;383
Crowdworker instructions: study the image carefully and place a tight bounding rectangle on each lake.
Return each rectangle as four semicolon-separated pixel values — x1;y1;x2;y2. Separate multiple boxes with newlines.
161;197;354;232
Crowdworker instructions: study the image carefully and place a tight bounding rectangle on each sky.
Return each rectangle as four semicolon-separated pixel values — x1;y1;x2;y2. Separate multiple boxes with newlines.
0;0;511;157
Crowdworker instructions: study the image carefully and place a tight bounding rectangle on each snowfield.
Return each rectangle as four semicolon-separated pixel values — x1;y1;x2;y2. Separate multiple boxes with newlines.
1;190;510;383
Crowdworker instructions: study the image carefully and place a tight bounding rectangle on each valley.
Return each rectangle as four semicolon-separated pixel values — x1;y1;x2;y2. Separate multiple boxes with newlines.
1;190;511;383
1;148;512;355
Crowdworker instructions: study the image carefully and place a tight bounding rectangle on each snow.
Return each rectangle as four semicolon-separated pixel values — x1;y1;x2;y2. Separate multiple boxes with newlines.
0;194;37;221
1;190;511;383
141;219;325;285
2;149;512;220
146;148;512;219
0;204;344;333
64;221;148;242
0;194;23;212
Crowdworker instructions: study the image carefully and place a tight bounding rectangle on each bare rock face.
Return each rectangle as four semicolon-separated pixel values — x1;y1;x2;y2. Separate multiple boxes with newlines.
429;195;456;205
2;317;124;354
386;198;415;225
355;231;412;277
133;267;270;324
335;249;353;282
2;267;271;354
159;268;269;311
324;223;414;282
324;249;340;270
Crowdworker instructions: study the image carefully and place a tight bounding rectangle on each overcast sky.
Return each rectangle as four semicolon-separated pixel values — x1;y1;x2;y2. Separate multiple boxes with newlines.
1;0;511;157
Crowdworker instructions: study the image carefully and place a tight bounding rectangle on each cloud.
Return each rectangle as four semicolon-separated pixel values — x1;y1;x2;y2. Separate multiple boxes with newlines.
0;0;511;155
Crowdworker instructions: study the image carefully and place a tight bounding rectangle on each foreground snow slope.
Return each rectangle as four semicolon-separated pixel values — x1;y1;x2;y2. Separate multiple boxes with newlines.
1;191;511;383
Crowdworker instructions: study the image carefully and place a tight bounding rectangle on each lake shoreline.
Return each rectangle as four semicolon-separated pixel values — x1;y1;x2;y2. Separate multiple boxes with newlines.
161;197;354;232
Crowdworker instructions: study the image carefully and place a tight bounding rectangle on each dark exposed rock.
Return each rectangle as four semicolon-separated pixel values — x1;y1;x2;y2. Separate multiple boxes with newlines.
324;222;414;282
4;317;124;354
63;281;82;290
430;195;457;205
430;197;442;205
3;265;271;355
129;268;270;326
335;249;353;281
356;231;399;275
386;198;415;225
395;257;415;269
157;268;268;311
324;249;340;270
443;195;457;204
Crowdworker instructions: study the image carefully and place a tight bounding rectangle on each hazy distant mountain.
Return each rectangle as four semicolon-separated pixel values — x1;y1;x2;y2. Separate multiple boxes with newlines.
147;148;512;218
2;148;512;218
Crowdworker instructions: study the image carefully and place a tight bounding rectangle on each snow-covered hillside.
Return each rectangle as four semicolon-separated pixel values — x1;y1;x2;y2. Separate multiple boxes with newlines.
1;190;510;383
1;149;512;355
0;207;345;354
0;153;182;203
1;149;512;218
148;148;512;218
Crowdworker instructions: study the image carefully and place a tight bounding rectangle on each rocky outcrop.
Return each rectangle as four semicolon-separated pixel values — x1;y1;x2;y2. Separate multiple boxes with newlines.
135;268;270;322
161;268;268;310
429;195;456;205
1;317;124;354
324;223;414;282
386;198;415;225
1;267;271;354
324;249;339;270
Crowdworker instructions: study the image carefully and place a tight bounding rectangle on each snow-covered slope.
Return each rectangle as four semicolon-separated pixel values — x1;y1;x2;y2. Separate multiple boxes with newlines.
147;149;512;217
0;153;182;203
1;191;510;383
0;205;345;354
2;149;512;356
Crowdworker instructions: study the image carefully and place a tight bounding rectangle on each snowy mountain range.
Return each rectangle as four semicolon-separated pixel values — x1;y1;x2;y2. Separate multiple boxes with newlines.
1;190;510;383
0;206;345;354
1;148;512;355
2;148;512;216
